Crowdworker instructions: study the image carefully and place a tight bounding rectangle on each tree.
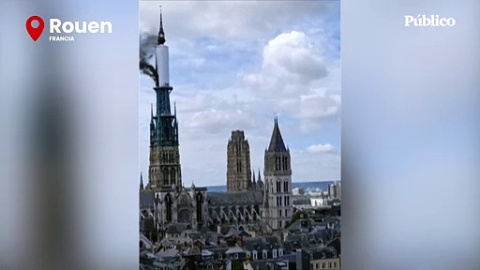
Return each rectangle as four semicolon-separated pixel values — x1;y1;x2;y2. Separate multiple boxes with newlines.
289;210;308;225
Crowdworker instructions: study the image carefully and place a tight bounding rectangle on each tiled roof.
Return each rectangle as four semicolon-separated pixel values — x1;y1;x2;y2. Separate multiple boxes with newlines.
207;191;263;206
242;236;283;252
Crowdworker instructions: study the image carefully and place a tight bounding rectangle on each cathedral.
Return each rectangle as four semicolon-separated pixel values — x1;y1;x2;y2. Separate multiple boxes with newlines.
139;10;293;236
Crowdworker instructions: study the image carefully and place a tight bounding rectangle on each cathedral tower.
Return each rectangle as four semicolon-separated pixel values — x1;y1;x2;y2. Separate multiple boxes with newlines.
262;117;292;229
226;130;252;192
148;10;182;190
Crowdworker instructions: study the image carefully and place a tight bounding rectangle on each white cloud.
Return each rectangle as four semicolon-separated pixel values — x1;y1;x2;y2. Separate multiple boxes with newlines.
307;143;336;153
241;30;341;133
263;31;327;81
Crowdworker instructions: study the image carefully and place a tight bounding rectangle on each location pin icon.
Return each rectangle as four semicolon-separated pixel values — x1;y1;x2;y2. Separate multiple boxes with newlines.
26;16;45;41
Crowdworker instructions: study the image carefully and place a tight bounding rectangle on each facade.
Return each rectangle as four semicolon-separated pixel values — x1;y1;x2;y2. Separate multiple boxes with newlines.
310;248;341;270
207;191;263;225
226;130;252;192
261;118;293;230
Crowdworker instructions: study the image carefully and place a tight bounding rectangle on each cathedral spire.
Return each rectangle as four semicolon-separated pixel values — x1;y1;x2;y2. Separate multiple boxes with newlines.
157;6;166;45
258;169;261;181
267;116;287;152
140;172;144;190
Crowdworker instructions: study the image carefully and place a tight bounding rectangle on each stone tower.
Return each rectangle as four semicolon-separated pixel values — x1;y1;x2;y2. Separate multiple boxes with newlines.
262;117;292;230
148;9;182;191
226;130;252;192
141;8;208;237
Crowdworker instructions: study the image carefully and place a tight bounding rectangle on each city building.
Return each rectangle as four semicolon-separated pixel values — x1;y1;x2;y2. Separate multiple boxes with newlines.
328;181;341;199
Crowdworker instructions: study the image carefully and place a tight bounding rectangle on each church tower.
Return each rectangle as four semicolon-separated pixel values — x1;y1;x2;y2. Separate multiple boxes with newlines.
148;9;182;191
262;117;292;229
226;130;252;192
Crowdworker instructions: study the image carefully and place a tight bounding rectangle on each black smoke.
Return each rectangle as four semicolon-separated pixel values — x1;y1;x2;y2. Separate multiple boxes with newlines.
139;32;158;87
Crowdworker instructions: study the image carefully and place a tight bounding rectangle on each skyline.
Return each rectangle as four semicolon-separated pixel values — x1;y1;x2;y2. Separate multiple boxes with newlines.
139;1;341;186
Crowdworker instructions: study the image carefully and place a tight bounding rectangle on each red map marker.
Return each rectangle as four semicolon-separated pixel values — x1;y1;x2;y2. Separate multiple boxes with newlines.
26;16;45;41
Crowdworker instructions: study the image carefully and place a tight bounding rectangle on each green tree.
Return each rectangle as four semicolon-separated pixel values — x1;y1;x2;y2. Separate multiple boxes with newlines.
289;210;308;225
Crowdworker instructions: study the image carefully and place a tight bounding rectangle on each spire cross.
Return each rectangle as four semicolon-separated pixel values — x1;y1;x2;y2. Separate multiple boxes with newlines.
157;5;166;45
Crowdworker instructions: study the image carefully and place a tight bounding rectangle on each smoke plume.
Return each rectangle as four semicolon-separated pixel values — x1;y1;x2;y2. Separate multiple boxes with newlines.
139;32;158;86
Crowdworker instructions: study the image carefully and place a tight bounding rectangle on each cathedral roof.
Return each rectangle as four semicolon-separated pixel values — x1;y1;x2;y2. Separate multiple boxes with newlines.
267;117;287;152
207;191;263;206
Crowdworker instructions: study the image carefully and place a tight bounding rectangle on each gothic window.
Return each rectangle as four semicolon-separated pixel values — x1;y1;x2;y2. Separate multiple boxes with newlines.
276;181;280;193
285;181;289;193
179;192;191;207
196;192;203;223
165;194;172;222
163;168;168;186
170;169;176;184
239;162;242;173
178;209;192;224
285;209;287;217
278;210;281;217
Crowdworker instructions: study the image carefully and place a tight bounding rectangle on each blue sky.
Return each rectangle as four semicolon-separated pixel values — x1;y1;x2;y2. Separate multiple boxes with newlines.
139;1;341;186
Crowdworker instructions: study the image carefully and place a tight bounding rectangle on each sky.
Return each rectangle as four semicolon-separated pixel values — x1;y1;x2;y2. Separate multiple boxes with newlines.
139;1;341;187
